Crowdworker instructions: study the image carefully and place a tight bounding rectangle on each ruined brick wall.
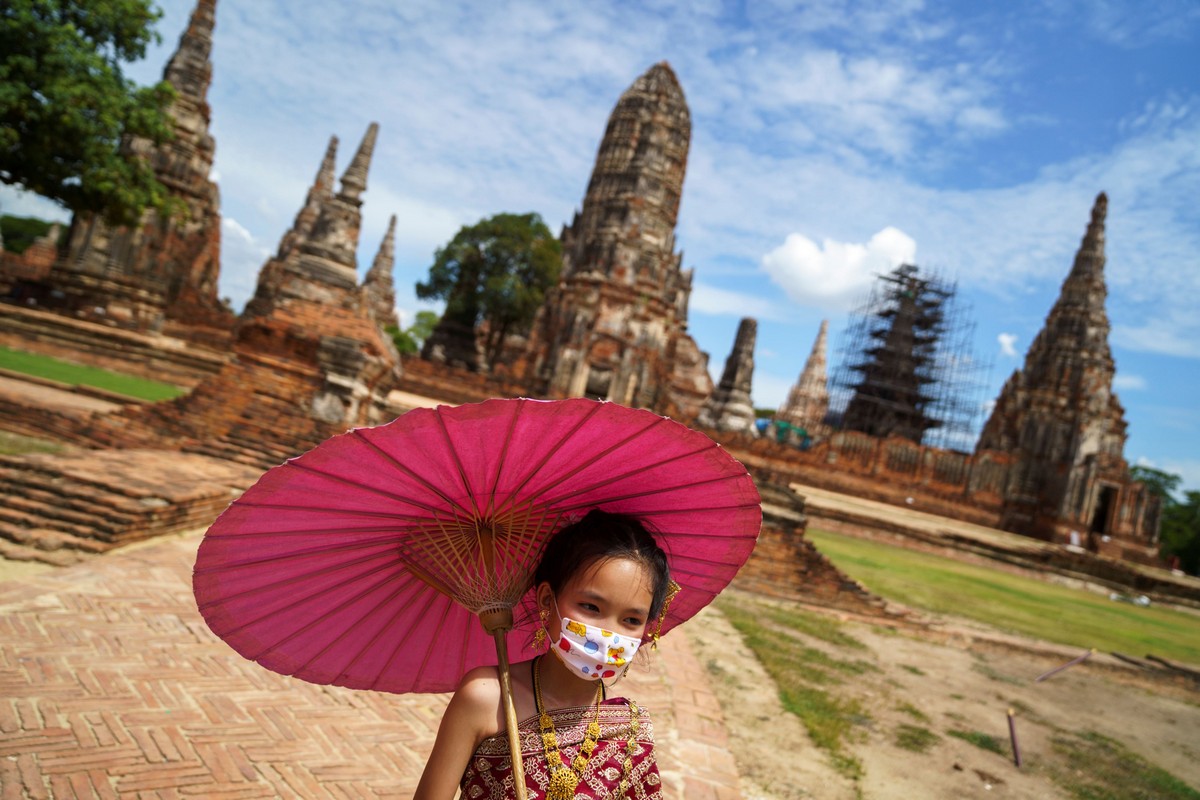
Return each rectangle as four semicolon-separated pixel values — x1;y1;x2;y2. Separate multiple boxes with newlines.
397;356;532;407
706;429;1010;530
734;482;890;617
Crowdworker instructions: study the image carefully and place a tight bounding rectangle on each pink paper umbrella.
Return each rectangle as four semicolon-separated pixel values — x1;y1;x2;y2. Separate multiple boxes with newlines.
193;397;762;796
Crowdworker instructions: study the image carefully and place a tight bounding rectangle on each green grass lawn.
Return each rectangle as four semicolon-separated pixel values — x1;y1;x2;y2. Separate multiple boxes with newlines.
807;528;1200;666
0;346;187;402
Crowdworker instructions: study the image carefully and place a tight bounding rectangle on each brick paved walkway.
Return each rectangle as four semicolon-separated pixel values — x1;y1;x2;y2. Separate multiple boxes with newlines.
0;532;742;798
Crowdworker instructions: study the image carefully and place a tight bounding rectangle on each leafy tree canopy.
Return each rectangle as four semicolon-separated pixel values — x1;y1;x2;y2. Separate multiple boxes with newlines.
0;213;61;253
0;0;176;226
386;310;439;355
1130;466;1181;500
416;212;561;364
1132;466;1200;575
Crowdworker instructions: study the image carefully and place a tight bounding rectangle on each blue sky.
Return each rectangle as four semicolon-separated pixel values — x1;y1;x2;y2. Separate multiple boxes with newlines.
3;0;1198;489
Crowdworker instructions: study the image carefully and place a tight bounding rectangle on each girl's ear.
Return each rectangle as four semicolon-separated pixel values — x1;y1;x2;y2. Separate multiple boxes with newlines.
535;581;554;611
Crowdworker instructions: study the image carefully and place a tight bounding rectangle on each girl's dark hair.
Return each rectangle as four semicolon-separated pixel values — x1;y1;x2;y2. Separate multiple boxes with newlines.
534;509;672;620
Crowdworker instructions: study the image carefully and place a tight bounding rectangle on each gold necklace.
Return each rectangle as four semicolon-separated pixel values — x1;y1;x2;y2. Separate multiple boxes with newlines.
534;655;603;799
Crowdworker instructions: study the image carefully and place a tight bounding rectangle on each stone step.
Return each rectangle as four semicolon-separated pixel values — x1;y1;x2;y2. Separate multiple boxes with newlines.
2;491;121;529
0;525;95;564
0;505;102;540
0;450;259;560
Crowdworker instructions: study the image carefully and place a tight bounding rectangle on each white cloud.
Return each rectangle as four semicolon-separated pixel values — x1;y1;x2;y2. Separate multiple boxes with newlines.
0;185;70;223
761;226;917;311
219;218;270;308
997;333;1019;358
1113;373;1147;391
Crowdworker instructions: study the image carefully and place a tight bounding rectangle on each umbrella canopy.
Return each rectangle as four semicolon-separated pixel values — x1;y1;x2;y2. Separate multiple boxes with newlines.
194;397;762;694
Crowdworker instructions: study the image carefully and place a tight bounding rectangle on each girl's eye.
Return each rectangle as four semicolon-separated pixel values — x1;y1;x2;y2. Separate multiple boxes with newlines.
623;617;645;627
579;603;599;613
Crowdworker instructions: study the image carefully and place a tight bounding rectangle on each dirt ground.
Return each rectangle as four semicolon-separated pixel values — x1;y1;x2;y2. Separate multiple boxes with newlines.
689;592;1200;799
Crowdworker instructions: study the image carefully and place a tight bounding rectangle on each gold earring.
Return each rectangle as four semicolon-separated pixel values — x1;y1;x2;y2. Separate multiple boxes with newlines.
650;581;681;651
532;607;549;651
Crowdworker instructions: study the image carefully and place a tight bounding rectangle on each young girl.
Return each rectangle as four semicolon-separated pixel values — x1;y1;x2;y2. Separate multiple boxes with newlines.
415;509;671;799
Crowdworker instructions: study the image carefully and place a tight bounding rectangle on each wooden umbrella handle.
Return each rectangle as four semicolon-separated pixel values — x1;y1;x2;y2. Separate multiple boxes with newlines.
492;629;528;800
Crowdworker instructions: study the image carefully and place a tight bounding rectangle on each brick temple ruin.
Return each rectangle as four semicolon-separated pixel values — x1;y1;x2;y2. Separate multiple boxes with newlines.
515;62;713;419
0;4;1170;572
976;193;1158;556
14;0;232;346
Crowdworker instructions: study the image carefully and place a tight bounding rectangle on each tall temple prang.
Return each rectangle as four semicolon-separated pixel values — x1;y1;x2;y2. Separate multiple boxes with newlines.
775;319;830;440
362;214;399;330
976;192;1159;559
43;0;231;342
520;62;712;417
696;318;758;434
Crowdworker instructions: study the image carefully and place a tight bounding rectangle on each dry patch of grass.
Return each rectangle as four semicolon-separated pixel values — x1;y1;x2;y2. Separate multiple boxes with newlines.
1049;731;1200;799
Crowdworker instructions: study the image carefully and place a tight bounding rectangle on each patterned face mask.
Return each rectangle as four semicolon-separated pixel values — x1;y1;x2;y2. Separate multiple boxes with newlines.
550;601;642;682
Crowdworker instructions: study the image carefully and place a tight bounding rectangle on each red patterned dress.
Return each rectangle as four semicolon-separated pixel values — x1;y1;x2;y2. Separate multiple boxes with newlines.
459;698;662;799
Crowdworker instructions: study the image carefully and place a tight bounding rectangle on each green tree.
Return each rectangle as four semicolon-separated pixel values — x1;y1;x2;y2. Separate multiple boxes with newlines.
1132;466;1200;575
0;0;176;226
0;214;60;253
1130;466;1181;500
386;310;439;355
416;212;561;365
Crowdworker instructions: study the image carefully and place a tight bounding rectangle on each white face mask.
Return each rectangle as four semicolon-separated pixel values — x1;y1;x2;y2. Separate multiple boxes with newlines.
550;602;642;682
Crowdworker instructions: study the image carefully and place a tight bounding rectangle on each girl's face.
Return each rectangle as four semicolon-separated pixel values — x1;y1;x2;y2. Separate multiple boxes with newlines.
549;556;654;641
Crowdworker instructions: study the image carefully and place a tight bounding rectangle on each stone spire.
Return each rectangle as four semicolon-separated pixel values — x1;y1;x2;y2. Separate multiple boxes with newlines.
275;135;338;260
776;319;830;435
338;122;378;203
520;62;712;417
363;214;399;330
560;61;690;286
300;122;378;279
49;0;229;339
977;192;1145;546
978;192;1121;458
696;318;758;434
163;0;216;100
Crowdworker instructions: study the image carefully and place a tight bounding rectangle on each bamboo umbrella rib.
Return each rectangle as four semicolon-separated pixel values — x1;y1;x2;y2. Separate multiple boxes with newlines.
432;407;483;521
366;578;450;692
281;459;471;518
550;478;758;515
538;441;729;503
201;521;427;539
236;557;406;658
481;400;609;507
196;546;409;609
194;538;410;580
223;501;459;524
504;413;665;502
348;428;478;511
294;567;434;683
401;514;486;583
483;397;526;506
408;584;464;690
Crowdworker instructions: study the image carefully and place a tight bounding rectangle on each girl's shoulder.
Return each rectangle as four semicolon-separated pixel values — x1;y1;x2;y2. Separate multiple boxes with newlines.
453;664;503;709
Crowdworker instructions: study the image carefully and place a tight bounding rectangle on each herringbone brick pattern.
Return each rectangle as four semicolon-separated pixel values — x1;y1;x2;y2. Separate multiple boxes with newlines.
0;532;742;798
